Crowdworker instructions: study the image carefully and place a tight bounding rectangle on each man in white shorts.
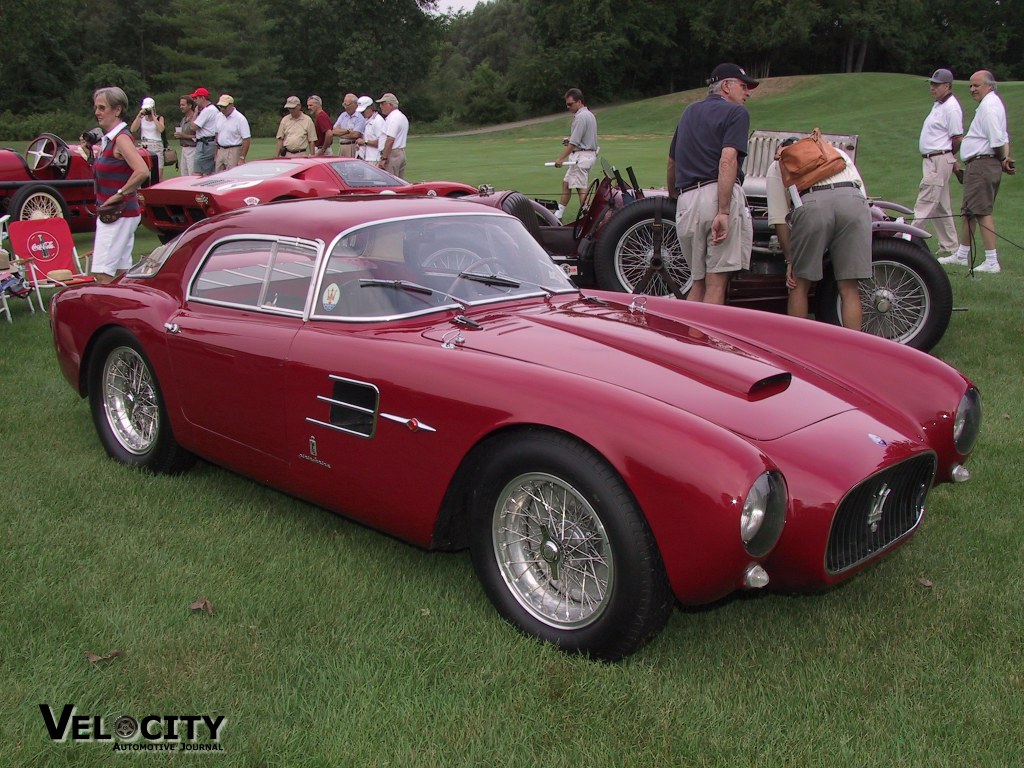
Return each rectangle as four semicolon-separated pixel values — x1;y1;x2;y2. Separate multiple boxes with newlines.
553;88;597;222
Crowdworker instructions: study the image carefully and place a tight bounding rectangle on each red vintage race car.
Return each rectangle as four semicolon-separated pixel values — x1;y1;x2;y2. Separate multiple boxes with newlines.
50;196;981;660
0;132;157;233
0;133;97;232
137;156;480;240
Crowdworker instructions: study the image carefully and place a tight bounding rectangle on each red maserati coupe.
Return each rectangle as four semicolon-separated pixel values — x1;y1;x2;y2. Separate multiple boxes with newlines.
137;156;478;240
50;196;982;660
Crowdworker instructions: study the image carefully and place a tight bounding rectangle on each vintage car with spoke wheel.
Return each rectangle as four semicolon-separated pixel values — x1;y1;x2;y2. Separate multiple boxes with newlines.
50;196;981;660
1;132;157;232
460;131;953;352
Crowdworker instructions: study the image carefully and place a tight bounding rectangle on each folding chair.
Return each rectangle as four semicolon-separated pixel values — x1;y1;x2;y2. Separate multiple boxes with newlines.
0;214;35;323
8;217;95;313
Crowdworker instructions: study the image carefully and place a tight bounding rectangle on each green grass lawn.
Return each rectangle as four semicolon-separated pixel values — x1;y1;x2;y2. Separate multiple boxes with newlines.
2;73;1022;766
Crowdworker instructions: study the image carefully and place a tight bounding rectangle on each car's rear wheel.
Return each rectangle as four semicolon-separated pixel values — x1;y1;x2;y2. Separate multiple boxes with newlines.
9;184;68;222
88;329;194;474
816;237;953;351
593;197;691;298
468;431;672;660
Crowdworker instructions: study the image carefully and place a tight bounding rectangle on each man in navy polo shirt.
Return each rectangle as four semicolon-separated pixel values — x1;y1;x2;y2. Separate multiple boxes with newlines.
667;63;757;303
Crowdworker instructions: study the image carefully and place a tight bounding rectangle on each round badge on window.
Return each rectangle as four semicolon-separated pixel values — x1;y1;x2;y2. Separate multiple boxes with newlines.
322;282;340;312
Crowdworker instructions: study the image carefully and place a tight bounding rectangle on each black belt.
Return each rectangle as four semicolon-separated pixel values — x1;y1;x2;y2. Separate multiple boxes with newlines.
967;154;996;163
337;139;355;144
196;137;215;143
922;150;952;158
676;179;718;195
285;148;306;154
806;181;860;193
218;144;242;149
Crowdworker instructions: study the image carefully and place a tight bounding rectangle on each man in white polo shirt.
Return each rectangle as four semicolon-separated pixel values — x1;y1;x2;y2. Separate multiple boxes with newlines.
912;69;963;260
214;94;251;172
376;93;409;179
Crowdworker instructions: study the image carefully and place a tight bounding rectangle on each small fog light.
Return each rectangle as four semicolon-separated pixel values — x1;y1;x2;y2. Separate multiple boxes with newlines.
744;564;770;589
951;464;972;483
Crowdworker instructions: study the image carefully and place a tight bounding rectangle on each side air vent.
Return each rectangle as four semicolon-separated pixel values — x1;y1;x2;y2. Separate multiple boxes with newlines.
306;375;379;438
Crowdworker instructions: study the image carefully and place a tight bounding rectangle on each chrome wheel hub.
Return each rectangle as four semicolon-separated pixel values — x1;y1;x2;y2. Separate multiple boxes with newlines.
102;346;158;455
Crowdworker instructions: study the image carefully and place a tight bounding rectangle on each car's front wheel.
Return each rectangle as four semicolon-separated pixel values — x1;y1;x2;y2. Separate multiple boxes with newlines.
816;237;953;351
468;431;672;660
88;329;194;474
9;184;68;222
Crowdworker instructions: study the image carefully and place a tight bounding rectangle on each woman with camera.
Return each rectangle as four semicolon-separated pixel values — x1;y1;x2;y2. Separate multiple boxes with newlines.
131;96;165;181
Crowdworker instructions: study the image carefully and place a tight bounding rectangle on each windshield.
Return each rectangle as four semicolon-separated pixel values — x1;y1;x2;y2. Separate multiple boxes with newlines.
331;160;410;188
311;213;576;320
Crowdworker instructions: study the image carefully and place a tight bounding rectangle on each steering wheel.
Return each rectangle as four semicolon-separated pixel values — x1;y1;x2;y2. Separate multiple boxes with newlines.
25;135;70;175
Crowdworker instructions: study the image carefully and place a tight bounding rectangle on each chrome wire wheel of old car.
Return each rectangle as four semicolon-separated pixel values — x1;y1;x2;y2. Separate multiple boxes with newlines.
9;184;68;222
88;329;195;474
101;345;159;455
594;197;691;298
492;472;613;629
816;238;952;351
469;432;672;660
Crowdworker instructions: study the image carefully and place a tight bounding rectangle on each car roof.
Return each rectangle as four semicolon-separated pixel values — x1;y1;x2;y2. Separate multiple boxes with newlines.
186;195;500;241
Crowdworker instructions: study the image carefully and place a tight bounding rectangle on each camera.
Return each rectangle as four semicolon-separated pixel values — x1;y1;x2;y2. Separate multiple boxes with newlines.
142;109;152;116
82;127;104;146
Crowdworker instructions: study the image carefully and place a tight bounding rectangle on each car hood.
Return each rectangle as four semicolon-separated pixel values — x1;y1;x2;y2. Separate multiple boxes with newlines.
422;299;868;440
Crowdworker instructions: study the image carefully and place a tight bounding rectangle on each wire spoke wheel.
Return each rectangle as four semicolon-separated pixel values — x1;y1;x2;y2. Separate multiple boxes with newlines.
492;472;612;629
860;260;929;343
102;345;160;455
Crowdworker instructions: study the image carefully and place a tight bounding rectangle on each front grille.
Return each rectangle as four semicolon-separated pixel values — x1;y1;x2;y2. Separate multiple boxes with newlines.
826;454;936;573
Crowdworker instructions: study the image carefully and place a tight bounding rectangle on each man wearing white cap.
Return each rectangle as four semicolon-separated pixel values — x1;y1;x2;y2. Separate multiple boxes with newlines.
376;92;408;179
214;94;251;172
354;97;385;163
131;97;165;181
276;96;317;157
912;68;963;259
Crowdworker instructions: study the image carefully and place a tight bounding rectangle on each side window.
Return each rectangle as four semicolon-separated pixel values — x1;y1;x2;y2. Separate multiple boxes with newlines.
189;239;317;314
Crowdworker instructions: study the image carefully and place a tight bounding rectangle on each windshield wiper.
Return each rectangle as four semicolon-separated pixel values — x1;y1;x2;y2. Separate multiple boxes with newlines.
456;271;559;297
358;278;467;310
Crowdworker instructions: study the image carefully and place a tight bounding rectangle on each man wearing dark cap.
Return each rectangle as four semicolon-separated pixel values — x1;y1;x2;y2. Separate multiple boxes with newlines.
188;87;219;176
667;63;757;303
912;69;963;259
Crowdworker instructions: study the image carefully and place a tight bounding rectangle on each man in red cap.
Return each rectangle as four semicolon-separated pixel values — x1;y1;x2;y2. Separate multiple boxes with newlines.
188;87;218;176
667;63;758;304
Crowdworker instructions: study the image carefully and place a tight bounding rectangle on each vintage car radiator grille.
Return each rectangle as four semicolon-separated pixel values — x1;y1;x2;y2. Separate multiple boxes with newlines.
826;453;936;574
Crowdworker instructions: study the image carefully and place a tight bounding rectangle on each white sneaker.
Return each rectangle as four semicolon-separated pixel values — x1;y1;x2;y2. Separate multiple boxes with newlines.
973;260;1001;273
938;253;969;265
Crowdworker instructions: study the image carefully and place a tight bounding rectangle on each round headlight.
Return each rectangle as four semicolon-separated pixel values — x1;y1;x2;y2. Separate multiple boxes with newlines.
740;470;788;557
953;387;982;455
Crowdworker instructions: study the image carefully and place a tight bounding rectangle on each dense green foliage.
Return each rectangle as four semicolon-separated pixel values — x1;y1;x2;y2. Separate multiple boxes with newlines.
1;0;1023;136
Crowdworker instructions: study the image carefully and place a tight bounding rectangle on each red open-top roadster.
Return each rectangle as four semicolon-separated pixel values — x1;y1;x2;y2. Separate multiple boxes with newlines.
49;195;980;659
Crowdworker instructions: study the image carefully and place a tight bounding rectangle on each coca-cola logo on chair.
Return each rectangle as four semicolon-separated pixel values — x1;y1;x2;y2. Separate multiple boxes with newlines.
29;232;60;263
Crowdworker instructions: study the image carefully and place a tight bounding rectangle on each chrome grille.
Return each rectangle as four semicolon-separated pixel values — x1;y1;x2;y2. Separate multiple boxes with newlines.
826;454;936;574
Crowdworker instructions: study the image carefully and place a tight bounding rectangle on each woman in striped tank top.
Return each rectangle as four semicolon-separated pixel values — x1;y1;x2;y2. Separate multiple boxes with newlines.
91;87;152;284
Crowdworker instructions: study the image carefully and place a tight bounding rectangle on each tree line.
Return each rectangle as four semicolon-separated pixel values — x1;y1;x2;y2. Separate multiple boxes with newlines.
1;0;1020;139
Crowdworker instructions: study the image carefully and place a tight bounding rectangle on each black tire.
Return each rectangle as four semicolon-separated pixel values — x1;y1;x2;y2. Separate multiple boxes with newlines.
88;329;195;474
593;196;691;298
816;237;953;351
9;184;69;222
468;431;672;660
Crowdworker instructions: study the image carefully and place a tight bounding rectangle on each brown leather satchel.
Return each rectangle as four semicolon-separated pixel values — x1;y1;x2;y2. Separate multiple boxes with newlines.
778;128;848;192
96;198;127;224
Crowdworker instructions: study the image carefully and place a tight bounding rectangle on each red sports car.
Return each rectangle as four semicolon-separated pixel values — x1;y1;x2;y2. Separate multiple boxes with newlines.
137;156;479;240
50;196;981;660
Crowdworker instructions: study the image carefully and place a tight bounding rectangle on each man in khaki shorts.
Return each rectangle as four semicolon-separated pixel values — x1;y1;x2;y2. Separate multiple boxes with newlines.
667;63;756;304
553;88;597;222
